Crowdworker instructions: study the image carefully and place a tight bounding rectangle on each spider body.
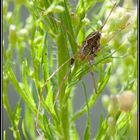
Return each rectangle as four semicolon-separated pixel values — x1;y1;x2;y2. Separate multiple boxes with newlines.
78;31;101;61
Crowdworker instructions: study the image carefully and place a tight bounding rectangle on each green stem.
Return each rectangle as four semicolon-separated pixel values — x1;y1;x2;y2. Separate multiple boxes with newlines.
56;20;70;140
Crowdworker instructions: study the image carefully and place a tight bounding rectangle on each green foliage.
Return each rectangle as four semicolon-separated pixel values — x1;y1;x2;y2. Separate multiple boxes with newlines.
3;0;137;139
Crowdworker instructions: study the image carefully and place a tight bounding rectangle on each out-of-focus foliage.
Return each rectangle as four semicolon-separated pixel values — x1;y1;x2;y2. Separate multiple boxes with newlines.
3;0;137;139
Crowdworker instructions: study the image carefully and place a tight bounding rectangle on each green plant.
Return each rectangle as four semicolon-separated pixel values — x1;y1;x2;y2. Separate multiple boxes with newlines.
3;0;137;140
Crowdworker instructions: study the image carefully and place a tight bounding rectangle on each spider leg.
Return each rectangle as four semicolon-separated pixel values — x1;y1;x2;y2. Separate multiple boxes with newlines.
88;61;98;94
54;68;71;106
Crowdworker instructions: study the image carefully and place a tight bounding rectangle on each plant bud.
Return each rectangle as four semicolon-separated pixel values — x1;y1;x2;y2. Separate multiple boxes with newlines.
9;25;17;45
29;1;34;7
110;95;118;105
53;5;65;13
112;7;127;21
108;116;116;127
25;16;33;32
18;28;29;39
118;13;132;29
6;12;13;23
102;94;110;108
118;90;135;112
81;18;90;25
34;36;42;44
43;5;65;16
100;33;108;46
108;95;119;115
107;116;116;136
108;104;118;116
70;12;80;26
